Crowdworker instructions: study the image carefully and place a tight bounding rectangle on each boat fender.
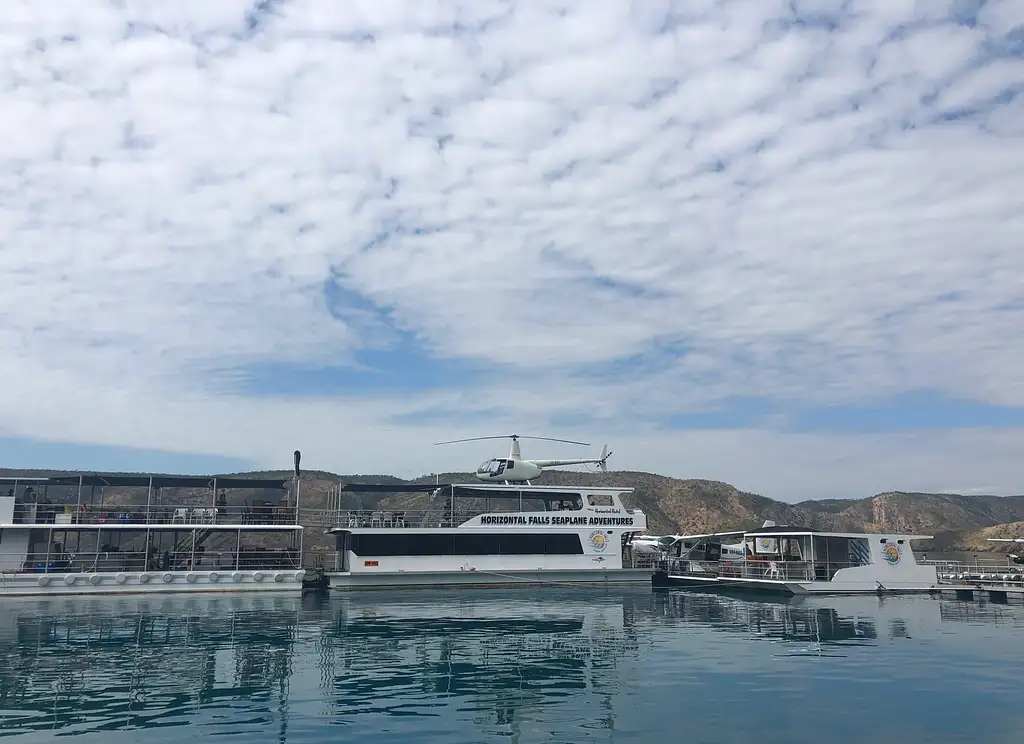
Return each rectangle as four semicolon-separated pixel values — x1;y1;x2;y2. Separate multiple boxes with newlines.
115;573;127;584
185;573;197;583
294;570;306;581
88;574;102;585
38;575;50;586
139;573;151;583
231;571;242;582
64;574;76;585
209;572;220;582
162;572;174;583
253;571;264;582
273;572;283;582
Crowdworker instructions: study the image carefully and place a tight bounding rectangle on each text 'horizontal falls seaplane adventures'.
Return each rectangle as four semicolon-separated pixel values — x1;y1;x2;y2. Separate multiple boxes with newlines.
434;434;613;484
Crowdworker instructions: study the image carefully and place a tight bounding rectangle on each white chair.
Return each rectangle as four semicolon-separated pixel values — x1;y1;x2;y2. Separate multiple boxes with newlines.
191;508;204;524
765;561;781;579
172;508;188;524
203;508;217;524
371;511;383;527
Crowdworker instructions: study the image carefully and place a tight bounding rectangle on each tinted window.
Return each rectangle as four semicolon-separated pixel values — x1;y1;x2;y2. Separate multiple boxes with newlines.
349;533;583;556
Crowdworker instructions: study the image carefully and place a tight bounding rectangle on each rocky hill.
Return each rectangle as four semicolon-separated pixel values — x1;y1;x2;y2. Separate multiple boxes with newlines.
3;466;1022;552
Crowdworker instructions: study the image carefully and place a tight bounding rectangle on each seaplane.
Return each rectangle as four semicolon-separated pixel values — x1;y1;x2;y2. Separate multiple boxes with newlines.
987;538;1024;564
434;434;613;485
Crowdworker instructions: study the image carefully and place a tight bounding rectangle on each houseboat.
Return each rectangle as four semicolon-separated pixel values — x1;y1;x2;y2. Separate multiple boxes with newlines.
0;472;306;596
651;524;939;595
320;481;650;589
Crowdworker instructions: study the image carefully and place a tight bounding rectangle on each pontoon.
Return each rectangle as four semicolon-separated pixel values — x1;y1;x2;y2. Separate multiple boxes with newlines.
652;525;939;595
0;473;307;595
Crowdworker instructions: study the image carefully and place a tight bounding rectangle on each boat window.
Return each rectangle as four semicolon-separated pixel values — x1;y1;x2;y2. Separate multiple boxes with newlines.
587;494;614;506
349;533;584;556
897;539;904;544
506;460;515;468
879;538;887;544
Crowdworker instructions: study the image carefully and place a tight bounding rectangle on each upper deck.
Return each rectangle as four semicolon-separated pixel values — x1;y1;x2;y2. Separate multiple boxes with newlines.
322;481;645;531
0;473;301;529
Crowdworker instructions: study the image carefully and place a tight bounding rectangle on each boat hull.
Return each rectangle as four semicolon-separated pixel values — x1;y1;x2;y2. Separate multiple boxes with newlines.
327;568;652;590
651;570;939;596
0;569;306;597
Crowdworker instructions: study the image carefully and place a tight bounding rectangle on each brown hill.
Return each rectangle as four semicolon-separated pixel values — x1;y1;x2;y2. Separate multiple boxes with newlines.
3;467;1023;551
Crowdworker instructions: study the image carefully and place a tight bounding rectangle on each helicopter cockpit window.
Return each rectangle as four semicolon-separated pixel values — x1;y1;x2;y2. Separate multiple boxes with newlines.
477;460;491;473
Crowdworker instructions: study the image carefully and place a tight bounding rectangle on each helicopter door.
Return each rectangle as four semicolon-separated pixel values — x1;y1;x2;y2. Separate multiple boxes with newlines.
492;459;506;476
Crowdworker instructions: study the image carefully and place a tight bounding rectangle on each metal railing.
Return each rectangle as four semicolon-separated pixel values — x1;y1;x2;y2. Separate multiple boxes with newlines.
1;549;302;574
924;559;1024;585
660;559;872;582
10;503;300;527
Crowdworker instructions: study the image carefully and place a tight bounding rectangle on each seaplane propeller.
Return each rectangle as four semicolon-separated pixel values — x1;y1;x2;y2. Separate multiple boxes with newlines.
434;434;613;485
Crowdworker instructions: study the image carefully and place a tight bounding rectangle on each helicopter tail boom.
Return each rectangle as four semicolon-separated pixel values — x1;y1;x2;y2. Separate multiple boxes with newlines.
530;445;613;471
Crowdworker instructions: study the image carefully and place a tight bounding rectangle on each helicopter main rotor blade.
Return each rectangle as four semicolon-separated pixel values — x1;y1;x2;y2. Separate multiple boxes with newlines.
434;434;590;446
517;435;590;446
433;435;517;445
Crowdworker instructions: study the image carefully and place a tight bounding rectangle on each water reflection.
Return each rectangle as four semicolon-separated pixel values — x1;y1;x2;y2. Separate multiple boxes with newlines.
0;589;1021;742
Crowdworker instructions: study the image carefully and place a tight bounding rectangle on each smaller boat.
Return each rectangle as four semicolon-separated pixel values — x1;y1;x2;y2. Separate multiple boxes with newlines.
652;523;938;595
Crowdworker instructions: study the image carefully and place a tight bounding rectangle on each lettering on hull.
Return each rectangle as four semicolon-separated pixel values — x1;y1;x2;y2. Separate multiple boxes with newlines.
478;515;634;527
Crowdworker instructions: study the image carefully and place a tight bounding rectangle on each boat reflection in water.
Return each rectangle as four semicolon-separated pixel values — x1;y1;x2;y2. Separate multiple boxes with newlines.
0;589;1022;741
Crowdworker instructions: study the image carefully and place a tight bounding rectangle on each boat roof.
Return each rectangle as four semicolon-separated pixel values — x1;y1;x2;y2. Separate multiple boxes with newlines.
744;526;932;540
0;474;290;490
673;530;747;541
336;482;633;495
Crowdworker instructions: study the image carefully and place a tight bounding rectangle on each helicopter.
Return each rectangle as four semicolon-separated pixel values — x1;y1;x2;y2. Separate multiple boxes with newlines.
434;434;613;485
986;538;1024;565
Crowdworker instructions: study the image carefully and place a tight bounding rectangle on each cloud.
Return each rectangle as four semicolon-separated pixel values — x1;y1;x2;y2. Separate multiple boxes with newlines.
1;0;1023;500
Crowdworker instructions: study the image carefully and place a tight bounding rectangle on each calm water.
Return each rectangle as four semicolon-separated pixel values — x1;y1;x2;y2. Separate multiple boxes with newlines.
1;588;1022;743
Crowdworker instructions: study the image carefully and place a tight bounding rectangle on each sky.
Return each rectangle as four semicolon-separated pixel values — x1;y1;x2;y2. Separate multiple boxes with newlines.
1;0;1023;502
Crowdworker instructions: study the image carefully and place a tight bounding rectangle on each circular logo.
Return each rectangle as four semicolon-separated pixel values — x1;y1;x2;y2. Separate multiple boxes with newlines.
758;538;774;551
882;544;902;565
588;530;608;552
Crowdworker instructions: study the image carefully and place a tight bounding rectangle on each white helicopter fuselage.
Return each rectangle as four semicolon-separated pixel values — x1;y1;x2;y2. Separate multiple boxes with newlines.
475;458;543;482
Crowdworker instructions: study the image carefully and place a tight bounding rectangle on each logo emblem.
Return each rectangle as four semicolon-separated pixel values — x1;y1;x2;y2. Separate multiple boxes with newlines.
588;530;608;552
882;544;902;565
758;538;773;551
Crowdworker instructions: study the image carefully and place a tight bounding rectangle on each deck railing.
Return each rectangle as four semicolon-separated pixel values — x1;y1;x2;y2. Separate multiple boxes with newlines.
10;503;300;527
661;559;871;582
0;548;302;574
923;559;1024;585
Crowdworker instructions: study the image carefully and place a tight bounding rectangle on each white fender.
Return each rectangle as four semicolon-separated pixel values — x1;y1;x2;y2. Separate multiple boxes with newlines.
273;572;283;582
88;574;102;585
185;573;197;583
115;573;127;584
209;572;220;582
231;571;242;582
139;573;151;583
64;575;76;585
294;570;306;581
252;571;264;582
162;572;174;583
38;575;50;586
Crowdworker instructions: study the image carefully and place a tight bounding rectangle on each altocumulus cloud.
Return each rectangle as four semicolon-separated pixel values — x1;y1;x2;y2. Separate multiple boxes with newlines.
1;0;1023;500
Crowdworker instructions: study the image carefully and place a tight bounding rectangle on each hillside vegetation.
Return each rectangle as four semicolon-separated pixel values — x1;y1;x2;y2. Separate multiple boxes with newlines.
2;466;1022;552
